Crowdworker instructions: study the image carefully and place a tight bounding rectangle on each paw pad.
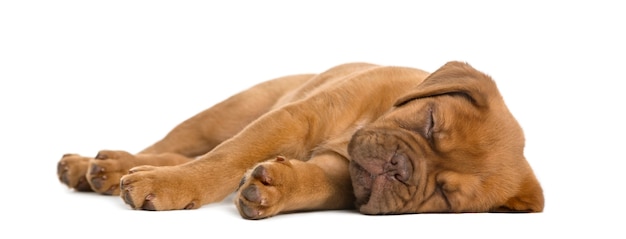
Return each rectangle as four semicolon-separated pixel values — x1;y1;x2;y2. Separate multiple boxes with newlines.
252;165;272;185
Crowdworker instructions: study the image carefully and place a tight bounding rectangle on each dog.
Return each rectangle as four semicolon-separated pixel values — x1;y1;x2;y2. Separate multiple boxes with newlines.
57;61;544;219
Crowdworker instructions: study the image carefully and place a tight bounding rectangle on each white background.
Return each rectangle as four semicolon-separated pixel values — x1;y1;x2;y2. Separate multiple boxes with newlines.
1;1;624;238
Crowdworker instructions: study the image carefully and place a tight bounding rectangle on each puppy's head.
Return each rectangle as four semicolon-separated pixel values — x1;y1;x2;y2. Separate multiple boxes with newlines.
348;61;543;214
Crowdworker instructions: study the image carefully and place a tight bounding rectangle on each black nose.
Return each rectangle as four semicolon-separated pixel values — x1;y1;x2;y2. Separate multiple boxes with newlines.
385;154;411;182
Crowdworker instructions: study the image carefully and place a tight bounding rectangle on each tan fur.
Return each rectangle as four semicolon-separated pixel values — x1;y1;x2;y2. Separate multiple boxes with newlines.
57;61;543;219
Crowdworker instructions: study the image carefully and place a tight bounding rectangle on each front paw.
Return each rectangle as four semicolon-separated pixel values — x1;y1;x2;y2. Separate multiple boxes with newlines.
119;165;200;211
235;156;294;220
57;154;93;192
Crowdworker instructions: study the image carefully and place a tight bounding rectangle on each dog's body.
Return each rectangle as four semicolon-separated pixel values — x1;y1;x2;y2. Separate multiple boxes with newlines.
57;61;544;219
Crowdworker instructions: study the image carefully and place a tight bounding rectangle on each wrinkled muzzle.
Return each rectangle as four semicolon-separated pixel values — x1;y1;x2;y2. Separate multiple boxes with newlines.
348;127;424;214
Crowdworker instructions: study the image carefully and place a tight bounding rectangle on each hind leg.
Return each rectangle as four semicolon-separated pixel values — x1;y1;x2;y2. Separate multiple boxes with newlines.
138;75;311;157
57;154;93;192
57;75;312;194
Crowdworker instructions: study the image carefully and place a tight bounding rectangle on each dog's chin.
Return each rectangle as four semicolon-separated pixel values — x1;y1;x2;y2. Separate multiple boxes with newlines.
349;160;409;215
348;161;373;210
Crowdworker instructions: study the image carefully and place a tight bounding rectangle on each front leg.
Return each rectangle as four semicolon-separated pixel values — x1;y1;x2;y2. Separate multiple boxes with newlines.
118;106;319;210
235;154;354;219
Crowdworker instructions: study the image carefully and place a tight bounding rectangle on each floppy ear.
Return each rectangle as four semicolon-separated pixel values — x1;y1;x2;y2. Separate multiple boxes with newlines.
394;61;501;107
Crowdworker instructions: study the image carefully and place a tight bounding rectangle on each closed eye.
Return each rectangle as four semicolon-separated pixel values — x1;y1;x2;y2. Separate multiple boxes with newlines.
425;108;434;140
396;105;435;142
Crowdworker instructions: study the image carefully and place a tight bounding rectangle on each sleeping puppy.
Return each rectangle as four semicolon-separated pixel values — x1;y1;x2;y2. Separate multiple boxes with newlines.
57;61;543;219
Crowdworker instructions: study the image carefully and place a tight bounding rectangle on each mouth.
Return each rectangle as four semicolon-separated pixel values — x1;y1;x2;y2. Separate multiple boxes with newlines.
349;157;413;214
349;161;374;208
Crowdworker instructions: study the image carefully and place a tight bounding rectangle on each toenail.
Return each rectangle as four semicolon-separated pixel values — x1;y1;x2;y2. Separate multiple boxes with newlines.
237;176;247;190
122;190;136;208
142;200;156;211
145;193;155;201
184;202;195;209
119;180;130;190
